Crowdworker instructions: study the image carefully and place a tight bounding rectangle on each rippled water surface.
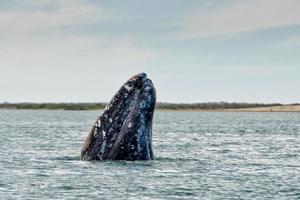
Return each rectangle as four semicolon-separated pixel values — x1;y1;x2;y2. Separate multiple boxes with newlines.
0;110;300;199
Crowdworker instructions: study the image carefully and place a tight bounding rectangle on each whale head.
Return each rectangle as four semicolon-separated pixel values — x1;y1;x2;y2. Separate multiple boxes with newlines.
81;73;156;161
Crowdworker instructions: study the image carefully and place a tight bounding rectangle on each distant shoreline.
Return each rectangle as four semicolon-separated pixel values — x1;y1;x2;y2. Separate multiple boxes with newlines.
0;102;299;112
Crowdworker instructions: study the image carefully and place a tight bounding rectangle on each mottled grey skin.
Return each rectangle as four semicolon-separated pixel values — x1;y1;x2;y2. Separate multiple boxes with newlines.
81;73;156;161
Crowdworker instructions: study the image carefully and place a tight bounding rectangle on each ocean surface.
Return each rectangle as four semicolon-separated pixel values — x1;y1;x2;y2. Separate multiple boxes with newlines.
0;110;299;199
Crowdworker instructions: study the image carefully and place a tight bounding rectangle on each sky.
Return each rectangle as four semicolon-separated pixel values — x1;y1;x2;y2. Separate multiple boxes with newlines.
0;0;299;103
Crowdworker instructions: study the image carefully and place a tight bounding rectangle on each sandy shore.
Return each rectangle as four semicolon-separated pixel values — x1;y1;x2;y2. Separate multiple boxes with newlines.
224;105;300;112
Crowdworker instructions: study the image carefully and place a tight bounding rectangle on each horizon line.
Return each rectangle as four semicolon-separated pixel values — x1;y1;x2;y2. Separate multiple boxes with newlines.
1;101;299;105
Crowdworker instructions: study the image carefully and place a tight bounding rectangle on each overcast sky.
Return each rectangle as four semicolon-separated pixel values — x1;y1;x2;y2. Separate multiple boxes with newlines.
1;0;299;103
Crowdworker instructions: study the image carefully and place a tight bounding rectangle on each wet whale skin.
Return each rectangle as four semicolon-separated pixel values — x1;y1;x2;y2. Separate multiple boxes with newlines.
81;73;156;161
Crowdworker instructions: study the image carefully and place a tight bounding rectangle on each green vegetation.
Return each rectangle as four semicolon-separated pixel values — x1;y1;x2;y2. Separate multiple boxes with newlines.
0;103;106;110
155;102;282;110
0;102;283;110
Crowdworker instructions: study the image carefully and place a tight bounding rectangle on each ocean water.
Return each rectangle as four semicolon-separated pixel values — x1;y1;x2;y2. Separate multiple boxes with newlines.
0;110;299;200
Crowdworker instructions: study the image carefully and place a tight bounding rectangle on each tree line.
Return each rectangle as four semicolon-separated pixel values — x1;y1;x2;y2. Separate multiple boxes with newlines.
0;102;285;110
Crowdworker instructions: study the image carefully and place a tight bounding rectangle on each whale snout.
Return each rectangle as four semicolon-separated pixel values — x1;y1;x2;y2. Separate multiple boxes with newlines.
123;73;148;91
133;72;147;81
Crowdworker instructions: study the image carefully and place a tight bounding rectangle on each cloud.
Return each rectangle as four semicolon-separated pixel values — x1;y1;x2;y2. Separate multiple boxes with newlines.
282;35;300;47
0;0;114;38
178;0;300;39
0;32;156;102
1;34;155;69
0;0;155;70
0;0;157;102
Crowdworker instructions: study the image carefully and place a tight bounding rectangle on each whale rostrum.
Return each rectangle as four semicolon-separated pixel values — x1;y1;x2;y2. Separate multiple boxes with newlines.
81;73;156;161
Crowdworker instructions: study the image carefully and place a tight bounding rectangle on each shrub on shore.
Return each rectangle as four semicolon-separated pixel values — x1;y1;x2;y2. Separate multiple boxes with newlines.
0;102;283;110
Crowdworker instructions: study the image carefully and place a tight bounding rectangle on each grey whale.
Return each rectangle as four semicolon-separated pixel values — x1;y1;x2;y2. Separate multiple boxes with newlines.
81;73;156;161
